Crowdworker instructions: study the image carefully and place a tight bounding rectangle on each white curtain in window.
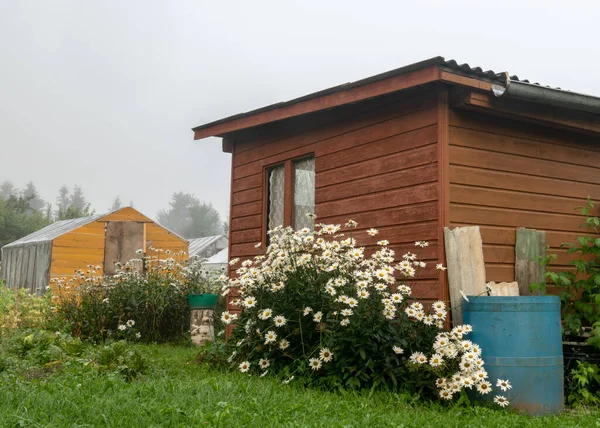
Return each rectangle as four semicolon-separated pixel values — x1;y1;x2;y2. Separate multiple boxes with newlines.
293;157;315;230
268;165;285;231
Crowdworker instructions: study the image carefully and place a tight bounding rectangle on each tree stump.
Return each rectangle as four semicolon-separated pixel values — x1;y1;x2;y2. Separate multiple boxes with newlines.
190;309;214;346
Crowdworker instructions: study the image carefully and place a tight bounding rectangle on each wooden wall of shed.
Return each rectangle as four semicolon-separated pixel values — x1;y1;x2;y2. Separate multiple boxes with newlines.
49;221;106;294
229;88;442;303
145;223;188;261
448;108;600;284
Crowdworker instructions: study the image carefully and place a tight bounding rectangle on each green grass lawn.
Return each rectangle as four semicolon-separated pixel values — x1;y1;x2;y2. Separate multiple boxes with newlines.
0;343;598;428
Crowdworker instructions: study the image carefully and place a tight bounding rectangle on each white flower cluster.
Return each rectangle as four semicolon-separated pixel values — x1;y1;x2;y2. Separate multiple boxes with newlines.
224;223;429;326
410;324;511;406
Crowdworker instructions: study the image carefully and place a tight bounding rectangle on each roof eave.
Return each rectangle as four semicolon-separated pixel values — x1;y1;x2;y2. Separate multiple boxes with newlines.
192;57;448;140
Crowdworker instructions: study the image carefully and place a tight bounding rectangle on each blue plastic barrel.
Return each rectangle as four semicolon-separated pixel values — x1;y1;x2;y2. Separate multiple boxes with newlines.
463;296;563;415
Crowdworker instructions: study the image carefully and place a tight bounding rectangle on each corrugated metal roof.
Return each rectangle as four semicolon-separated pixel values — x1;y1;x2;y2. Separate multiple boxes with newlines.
2;213;105;248
193;56;586;135
188;235;227;257
206;247;228;265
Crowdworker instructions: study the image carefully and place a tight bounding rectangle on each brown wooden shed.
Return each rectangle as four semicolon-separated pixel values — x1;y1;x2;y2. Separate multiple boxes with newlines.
192;56;600;305
1;207;188;295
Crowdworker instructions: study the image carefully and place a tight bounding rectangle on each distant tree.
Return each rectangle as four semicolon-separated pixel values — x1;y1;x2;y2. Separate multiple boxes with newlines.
222;220;229;235
70;185;88;211
56;185;70;212
55;185;93;220
157;192;223;239
22;181;45;213
110;196;123;211
0;194;51;254
0;181;16;200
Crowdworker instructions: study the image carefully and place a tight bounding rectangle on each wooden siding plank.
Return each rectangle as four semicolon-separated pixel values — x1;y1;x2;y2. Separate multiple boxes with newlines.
316;164;437;204
319;201;438;229
232;187;262;206
449;109;600;152
231;201;262;218
230;215;262;232
449;165;600;200
450;204;587;232
232;173;262;193
230;228;262;245
450;184;591;216
449;146;600;185
317;144;437;188
317;182;437;218
316;124;437;172
450;126;600;169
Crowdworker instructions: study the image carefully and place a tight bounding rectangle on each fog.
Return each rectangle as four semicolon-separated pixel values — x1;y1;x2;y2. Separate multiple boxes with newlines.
1;0;597;220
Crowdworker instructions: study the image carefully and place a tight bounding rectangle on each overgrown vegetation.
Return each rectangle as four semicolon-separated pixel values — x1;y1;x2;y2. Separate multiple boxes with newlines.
0;285;53;335
54;254;225;343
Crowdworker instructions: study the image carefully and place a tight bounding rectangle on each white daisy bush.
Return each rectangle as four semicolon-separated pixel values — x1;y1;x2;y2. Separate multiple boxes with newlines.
221;218;511;405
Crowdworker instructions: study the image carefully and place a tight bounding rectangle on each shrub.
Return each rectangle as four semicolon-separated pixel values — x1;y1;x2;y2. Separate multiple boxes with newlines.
567;361;600;407
220;219;510;405
0;284;52;336
531;197;600;344
53;253;224;343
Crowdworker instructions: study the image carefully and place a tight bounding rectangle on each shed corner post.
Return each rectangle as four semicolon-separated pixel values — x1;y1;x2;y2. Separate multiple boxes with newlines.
437;85;451;306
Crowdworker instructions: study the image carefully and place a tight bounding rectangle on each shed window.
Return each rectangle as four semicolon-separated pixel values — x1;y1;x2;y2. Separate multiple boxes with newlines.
266;155;315;233
293;157;315;230
267;165;285;231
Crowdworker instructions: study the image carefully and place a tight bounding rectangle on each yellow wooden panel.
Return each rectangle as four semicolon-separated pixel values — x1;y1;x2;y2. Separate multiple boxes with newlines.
51;253;105;265
51;246;105;257
101;207;153;222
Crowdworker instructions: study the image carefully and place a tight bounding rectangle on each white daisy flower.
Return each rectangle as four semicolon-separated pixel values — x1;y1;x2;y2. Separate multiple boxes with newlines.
494;395;509;407
366;228;379;236
303;306;313;316
393;346;404;355
273;315;287;327
429;354;444;367
340;318;350;326
496;379;512;391
279;339;290;350
309;358;322;370
264;330;277;344
243;296;257;308
319;348;333;362
259;359;270;370
239;361;250;373
410;352;428;364
436;263;447;271
476;380;493;394
258;308;273;320
313;311;323;322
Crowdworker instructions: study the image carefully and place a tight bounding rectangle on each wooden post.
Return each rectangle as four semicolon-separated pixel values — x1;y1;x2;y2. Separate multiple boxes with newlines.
444;226;487;326
190;309;214;346
515;228;546;296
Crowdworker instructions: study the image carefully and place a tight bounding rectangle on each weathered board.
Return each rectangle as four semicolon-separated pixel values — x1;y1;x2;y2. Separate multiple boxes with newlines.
103;222;144;275
488;281;519;296
443;226;487;326
515;228;546;295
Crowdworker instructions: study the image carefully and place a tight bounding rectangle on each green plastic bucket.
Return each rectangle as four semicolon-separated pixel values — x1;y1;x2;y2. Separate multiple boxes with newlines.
188;293;218;309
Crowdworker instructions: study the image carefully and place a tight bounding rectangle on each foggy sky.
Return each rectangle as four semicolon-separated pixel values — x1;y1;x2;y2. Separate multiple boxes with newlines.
1;0;598;221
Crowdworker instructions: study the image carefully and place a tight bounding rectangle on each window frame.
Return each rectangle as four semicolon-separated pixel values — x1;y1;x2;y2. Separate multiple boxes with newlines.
262;153;315;249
